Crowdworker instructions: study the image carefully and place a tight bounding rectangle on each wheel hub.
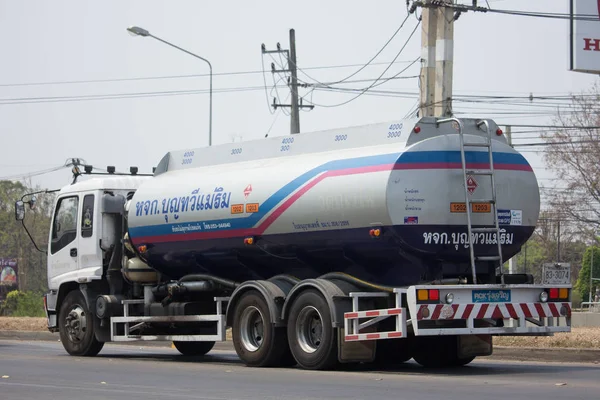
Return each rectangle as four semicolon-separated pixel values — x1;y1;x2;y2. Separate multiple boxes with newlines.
296;306;323;354
65;305;86;343
239;306;264;352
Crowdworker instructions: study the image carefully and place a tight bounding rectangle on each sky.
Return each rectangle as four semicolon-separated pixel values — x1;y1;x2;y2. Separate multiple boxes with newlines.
0;0;597;199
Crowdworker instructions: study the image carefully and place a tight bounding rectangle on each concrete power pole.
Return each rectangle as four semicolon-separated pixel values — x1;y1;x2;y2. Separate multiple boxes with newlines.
418;0;455;118
289;29;300;134
419;4;437;117
262;29;313;135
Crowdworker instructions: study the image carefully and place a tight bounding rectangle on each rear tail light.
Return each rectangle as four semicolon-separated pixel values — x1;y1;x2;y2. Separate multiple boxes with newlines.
544;288;569;302
417;289;440;303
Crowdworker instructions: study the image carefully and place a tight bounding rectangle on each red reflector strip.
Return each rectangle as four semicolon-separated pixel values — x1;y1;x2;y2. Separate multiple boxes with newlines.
505;303;517;319
476;303;490;319
431;305;443;320
344;308;403;319
520;303;533;318
548;303;560;317
534;303;545;317
462;304;474;319
344;331;404;342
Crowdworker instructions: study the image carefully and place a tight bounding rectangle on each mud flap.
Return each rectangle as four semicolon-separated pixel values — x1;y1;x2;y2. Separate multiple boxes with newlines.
458;335;493;358
337;328;376;363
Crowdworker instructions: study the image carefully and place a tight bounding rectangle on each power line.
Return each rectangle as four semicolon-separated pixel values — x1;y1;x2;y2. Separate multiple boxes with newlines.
410;1;599;21
302;18;421;109
297;13;413;87
0;60;419;88
513;140;599;148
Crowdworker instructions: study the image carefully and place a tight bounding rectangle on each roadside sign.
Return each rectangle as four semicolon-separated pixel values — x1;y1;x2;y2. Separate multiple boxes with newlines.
542;263;571;285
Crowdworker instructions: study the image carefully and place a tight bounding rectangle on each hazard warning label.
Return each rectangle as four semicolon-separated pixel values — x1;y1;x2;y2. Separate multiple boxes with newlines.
466;176;478;195
244;184;253;199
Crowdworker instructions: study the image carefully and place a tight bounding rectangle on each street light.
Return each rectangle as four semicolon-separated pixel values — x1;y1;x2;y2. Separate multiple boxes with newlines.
127;25;213;146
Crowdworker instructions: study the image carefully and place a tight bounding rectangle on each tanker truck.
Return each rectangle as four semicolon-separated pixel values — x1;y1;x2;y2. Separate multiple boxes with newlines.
16;117;571;370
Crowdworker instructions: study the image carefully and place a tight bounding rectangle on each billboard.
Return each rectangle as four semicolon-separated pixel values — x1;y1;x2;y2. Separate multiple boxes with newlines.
570;0;600;74
0;258;18;293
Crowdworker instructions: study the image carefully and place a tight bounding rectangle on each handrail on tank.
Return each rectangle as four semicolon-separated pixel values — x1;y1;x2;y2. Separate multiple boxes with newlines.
476;119;505;285
436;117;477;285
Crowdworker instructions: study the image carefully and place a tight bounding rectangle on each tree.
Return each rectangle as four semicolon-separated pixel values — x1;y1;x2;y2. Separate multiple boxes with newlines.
541;82;600;240
575;246;600;303
0;180;54;294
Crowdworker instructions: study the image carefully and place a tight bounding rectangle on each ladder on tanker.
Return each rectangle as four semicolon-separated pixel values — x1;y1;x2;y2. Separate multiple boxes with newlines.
439;118;505;285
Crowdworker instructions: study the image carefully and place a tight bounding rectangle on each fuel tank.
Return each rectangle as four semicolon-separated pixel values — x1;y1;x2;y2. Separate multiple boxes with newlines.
127;117;539;286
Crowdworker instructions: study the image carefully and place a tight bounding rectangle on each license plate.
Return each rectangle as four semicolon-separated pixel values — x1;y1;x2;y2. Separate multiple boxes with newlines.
472;290;511;303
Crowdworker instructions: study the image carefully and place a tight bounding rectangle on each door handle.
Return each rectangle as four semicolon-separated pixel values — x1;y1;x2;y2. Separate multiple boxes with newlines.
70;248;77;257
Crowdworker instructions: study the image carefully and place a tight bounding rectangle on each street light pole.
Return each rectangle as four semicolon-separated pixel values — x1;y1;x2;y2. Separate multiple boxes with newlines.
127;26;213;146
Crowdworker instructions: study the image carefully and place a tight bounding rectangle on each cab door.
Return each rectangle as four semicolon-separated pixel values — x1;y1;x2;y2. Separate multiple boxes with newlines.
48;195;80;288
77;193;102;280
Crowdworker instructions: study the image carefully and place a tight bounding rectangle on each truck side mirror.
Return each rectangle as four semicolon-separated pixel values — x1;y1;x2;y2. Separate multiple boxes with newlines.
15;201;25;221
30;195;37;210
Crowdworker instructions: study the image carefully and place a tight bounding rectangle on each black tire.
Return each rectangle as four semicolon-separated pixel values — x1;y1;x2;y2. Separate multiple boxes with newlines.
286;289;338;370
173;341;215;356
232;291;294;367
58;290;104;357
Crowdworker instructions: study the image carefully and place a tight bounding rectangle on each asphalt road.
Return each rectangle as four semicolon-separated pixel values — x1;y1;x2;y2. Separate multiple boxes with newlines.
0;340;598;400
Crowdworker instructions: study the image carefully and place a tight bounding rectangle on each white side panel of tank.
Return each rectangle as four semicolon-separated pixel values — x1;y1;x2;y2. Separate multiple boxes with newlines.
128;144;404;240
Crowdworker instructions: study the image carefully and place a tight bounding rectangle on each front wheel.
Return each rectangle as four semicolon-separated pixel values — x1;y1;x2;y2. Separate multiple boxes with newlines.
58;290;104;356
173;341;215;356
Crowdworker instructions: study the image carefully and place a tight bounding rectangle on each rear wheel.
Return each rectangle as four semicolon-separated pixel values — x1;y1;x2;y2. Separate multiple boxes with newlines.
232;291;294;367
173;341;215;356
58;290;104;357
287;290;338;370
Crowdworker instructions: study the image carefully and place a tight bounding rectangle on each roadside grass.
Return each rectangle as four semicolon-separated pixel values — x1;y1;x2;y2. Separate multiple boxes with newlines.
1;317;598;349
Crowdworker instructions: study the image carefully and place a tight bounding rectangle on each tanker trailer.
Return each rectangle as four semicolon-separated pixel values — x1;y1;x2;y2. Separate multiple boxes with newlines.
22;116;571;370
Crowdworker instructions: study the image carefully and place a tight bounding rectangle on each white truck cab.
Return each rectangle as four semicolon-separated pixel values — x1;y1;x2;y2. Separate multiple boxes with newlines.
45;176;149;330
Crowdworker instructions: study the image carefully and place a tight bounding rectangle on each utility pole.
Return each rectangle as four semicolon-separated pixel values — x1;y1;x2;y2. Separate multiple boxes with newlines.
289;29;300;134
416;0;455;117
505;126;512;147
261;29;313;135
434;0;455;117
419;3;437;117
